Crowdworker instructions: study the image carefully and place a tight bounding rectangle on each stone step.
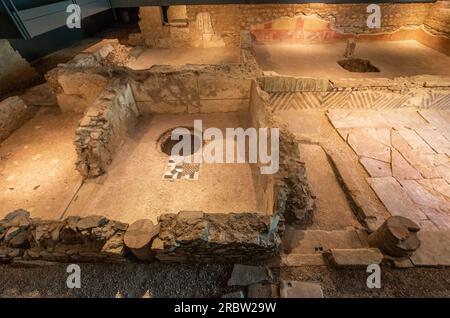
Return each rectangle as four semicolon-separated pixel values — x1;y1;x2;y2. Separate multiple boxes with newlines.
324;248;384;268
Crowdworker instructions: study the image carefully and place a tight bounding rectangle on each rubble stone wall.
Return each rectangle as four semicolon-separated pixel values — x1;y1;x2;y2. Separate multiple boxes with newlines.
0;40;38;98
130;63;257;114
74;81;139;178
0;210;129;265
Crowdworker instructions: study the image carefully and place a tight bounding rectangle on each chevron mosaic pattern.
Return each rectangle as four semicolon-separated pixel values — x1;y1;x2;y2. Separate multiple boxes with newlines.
270;90;450;111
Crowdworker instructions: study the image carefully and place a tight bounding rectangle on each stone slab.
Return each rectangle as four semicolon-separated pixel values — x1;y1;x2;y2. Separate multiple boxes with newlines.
221;291;245;298
279;281;324;298
367;177;427;224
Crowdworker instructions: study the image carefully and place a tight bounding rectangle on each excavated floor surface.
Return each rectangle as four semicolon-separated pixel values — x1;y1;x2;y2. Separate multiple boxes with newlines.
0;107;82;219
253;40;450;78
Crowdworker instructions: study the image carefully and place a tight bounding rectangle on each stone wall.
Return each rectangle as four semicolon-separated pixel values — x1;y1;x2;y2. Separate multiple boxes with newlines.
0;40;39;98
0;96;33;143
425;1;450;35
138;3;440;48
75;80;139;178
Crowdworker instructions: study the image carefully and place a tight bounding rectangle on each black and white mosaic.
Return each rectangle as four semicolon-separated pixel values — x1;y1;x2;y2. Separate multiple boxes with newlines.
163;156;200;180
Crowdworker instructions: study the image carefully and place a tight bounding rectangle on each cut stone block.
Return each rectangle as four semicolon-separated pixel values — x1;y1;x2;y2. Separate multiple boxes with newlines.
227;264;272;286
325;248;384;268
279;281;324;298
391;131;440;179
411;231;450;266
248;283;279;298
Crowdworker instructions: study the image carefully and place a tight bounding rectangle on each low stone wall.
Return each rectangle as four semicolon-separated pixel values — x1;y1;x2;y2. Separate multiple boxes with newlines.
0;209;281;265
0;96;33;143
249;79;315;225
0;40;39;98
75;80;139;178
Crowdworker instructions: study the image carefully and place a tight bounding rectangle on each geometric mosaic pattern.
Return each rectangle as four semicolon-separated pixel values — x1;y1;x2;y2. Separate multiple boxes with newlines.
163;156;200;181
270;90;450;111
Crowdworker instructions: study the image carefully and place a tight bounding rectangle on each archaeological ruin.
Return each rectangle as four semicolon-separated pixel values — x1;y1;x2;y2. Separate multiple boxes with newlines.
0;0;449;299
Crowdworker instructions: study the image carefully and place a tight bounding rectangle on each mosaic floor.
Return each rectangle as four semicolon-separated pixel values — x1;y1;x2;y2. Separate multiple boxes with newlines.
163;156;200;180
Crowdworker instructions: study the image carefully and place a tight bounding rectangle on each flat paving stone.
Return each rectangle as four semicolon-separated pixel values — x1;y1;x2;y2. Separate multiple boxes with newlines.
418;110;450;134
348;131;391;162
221;291;245;298
280;281;324;298
399;180;450;213
367;177;427;224
360;157;392;177
410;231;450;266
248;283;279;298
397;128;435;154
392;149;422;180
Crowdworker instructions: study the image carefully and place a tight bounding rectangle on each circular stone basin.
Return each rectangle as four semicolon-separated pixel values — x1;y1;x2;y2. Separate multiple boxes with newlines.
337;58;380;73
158;127;201;157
